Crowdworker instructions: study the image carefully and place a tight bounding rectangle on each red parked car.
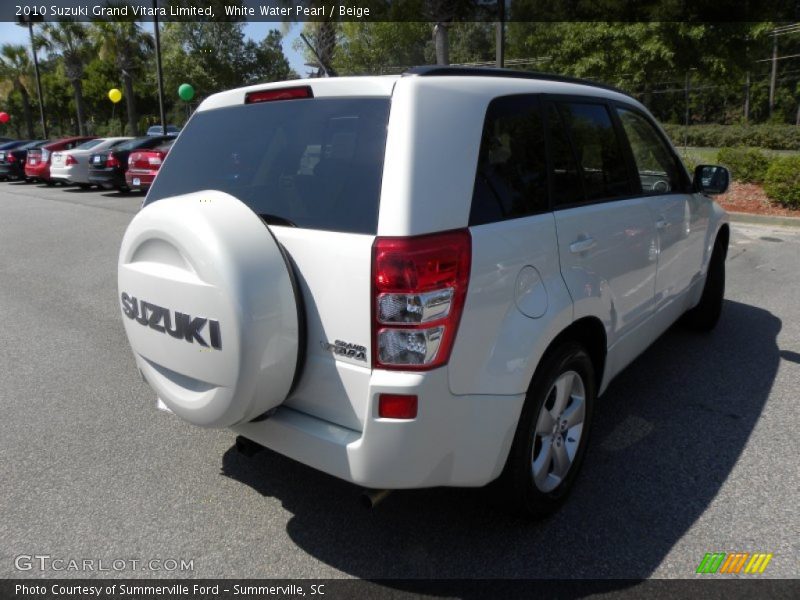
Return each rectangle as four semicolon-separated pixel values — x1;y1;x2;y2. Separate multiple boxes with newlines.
25;136;97;184
125;139;174;192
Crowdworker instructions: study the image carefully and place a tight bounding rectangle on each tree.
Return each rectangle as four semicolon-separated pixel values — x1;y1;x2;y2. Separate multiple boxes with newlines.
424;1;487;65
162;21;294;109
253;30;295;82
335;22;429;74
91;20;153;135
505;22;782;124
38;21;94;135
334;21;493;75
297;20;339;77
0;44;35;138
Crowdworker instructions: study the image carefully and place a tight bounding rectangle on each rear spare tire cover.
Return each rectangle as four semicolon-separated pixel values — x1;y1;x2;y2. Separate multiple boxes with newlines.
118;190;300;427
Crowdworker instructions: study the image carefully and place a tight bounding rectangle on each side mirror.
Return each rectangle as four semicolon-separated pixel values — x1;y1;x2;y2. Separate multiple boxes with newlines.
693;164;730;195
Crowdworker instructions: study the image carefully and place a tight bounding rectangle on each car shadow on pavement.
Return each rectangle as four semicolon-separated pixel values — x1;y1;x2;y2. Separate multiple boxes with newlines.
100;191;144;198
63;187;99;194
221;299;780;584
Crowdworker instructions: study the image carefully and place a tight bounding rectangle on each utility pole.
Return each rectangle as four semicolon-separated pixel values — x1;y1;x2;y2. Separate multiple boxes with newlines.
769;32;778;117
152;0;167;133
496;0;505;68
684;70;690;150
16;14;47;138
744;71;750;124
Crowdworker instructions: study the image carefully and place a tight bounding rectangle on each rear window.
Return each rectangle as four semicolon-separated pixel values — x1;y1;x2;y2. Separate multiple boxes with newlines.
76;139;103;150
145;97;391;235
117;139;150;152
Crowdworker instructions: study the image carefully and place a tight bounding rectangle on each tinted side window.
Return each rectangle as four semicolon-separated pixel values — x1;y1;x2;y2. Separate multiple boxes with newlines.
547;104;584;206
469;95;548;226
551;102;631;205
617;108;684;194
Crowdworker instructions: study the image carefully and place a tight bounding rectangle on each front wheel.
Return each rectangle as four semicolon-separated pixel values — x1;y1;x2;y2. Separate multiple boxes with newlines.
497;342;596;518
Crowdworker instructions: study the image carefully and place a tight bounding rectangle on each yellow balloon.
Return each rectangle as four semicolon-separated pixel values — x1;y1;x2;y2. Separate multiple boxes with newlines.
108;88;122;104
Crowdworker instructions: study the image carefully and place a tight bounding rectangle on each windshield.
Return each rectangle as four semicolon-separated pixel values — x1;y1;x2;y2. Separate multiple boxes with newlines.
146;97;390;235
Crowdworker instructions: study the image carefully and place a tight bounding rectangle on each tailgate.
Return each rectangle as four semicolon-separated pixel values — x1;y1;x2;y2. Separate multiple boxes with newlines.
272;228;374;431
142;94;392;432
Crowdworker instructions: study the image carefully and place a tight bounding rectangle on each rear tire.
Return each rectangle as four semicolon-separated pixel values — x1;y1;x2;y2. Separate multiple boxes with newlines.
496;342;595;518
683;237;726;332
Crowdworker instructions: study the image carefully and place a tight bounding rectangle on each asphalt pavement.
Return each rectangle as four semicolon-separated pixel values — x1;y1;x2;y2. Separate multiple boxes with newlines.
0;182;798;582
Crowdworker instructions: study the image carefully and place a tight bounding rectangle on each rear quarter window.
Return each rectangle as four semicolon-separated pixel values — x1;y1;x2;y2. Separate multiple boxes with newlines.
469;95;549;226
146;97;391;235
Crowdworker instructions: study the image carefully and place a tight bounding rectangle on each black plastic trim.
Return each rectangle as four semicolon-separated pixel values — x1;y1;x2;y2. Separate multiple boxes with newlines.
403;66;632;98
248;216;308;423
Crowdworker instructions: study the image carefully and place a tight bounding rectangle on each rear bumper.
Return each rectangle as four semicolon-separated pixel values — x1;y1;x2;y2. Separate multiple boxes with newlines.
49;165;76;182
231;367;524;488
126;170;157;190
0;163;24;178
25;164;50;180
89;170;125;188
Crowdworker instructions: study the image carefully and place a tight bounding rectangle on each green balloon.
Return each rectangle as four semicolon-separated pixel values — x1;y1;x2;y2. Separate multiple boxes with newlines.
178;83;195;102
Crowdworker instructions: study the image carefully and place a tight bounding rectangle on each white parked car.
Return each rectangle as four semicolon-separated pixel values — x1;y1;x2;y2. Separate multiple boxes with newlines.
51;137;132;187
118;68;730;516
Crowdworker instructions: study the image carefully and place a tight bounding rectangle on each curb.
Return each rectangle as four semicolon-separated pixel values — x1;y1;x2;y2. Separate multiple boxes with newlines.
728;211;800;228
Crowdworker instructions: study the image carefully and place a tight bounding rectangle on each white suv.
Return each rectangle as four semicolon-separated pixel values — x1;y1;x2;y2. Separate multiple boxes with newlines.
118;67;730;516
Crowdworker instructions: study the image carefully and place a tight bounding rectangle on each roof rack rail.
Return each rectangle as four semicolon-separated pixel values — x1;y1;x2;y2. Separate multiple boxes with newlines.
403;66;631;98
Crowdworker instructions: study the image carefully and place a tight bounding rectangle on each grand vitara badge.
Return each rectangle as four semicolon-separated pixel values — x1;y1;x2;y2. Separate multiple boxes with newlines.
121;292;222;350
321;339;367;362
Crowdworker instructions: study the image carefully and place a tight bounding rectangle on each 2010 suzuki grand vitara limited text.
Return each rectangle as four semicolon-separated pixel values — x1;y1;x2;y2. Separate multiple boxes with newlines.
118;67;731;517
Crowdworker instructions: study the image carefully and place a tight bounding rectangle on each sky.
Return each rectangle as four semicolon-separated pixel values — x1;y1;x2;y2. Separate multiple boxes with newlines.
0;20;309;78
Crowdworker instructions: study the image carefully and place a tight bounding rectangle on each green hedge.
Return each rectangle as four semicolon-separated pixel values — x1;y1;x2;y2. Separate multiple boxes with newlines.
764;156;800;208
716;148;770;184
663;124;800;151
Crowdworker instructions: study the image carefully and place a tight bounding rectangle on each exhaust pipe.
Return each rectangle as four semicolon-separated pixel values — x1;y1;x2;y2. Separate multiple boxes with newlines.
360;488;392;509
235;435;265;458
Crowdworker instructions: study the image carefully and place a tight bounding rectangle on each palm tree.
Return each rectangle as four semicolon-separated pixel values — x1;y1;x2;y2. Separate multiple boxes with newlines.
38;21;93;135
91;20;153;136
427;1;455;65
0;44;36;138
297;21;338;77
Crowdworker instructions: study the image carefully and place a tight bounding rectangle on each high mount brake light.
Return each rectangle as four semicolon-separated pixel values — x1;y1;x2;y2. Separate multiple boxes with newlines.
372;229;471;370
244;86;313;104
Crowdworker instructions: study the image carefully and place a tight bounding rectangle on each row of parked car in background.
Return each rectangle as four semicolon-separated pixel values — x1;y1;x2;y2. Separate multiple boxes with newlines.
0;130;177;193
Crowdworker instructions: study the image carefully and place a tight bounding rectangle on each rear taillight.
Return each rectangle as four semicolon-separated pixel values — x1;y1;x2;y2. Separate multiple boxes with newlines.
7;154;16;163
65;155;77;166
106;153;120;168
372;229;471;370
147;154;163;166
245;86;313;104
